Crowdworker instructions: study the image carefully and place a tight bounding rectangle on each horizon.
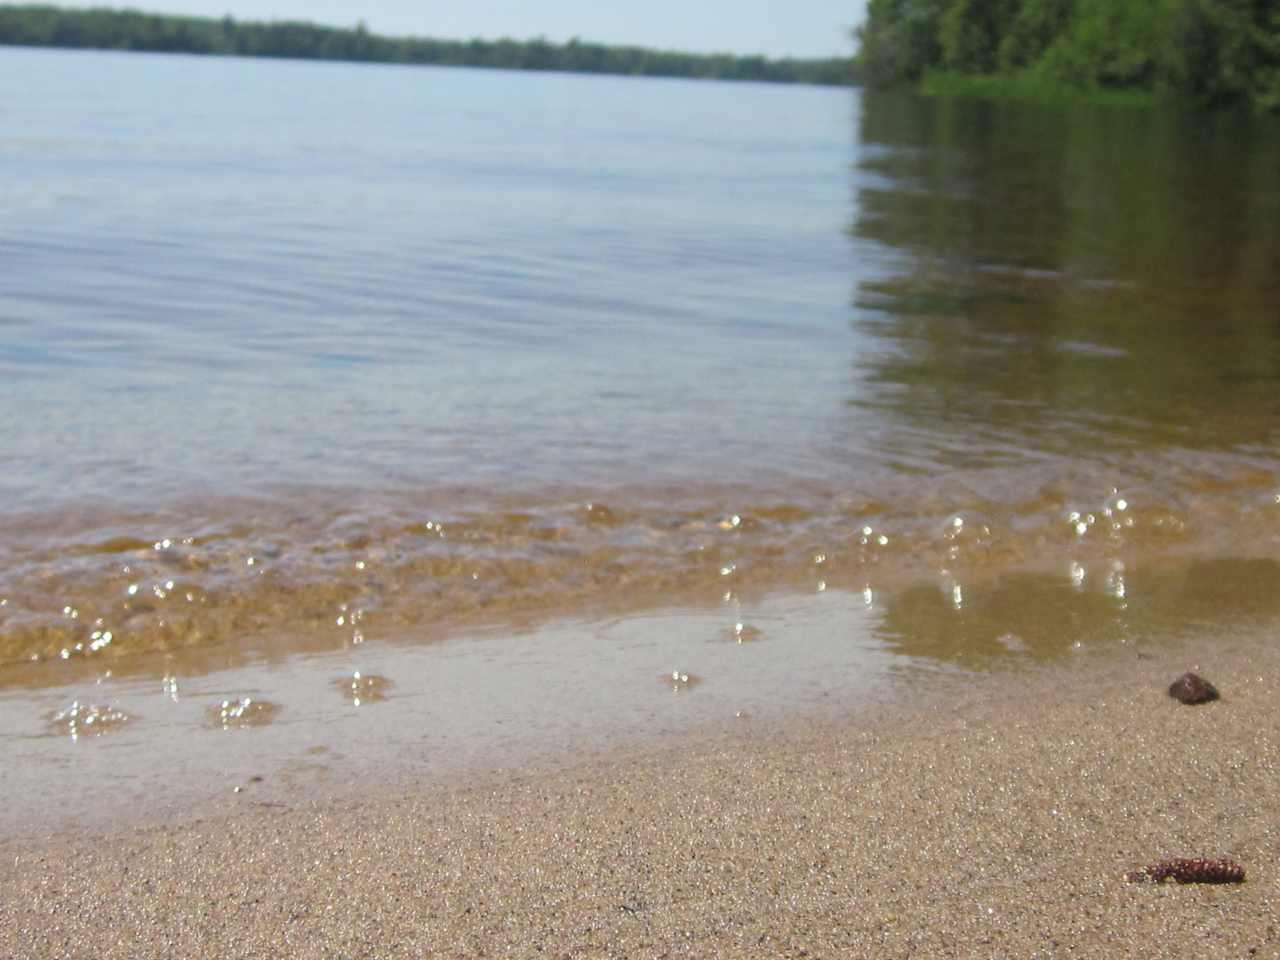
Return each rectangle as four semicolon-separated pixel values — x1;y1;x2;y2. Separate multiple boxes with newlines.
38;1;867;59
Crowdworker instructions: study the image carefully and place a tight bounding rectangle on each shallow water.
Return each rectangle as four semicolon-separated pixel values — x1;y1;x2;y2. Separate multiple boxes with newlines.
2;47;1280;829
6;556;1280;834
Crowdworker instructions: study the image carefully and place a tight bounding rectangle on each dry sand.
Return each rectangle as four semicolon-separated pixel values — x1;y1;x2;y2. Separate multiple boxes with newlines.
3;631;1279;958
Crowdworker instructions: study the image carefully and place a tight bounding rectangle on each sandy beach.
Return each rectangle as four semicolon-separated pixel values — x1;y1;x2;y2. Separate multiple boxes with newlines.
3;625;1277;959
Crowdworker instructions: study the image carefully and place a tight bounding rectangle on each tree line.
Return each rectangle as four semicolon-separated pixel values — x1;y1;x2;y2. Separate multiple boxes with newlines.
0;5;857;86
858;0;1280;109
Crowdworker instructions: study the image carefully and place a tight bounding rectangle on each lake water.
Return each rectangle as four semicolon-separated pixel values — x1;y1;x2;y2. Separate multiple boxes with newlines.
2;46;1280;831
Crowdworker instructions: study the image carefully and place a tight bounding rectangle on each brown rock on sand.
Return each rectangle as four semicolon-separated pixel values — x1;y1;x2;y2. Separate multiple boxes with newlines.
1168;671;1219;704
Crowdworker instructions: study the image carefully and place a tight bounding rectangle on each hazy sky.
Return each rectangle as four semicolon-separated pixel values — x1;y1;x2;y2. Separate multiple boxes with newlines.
117;1;868;58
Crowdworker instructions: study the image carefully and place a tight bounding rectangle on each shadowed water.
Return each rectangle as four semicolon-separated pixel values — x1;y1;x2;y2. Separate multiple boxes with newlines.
852;94;1280;471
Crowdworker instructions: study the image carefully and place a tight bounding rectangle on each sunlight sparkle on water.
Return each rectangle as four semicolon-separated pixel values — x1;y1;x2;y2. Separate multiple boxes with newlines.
1103;490;1133;531
859;525;890;547
1070;562;1086;589
1106;561;1127;603
1067;511;1096;537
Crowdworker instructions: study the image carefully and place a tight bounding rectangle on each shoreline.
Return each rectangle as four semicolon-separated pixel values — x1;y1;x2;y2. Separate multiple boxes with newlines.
5;466;1278;697
8;550;1278;840
4;622;1278;956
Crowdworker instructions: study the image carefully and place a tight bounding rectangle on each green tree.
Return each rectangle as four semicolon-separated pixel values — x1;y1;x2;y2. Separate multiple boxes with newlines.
859;0;950;84
997;0;1073;69
855;0;1280;109
940;0;1019;72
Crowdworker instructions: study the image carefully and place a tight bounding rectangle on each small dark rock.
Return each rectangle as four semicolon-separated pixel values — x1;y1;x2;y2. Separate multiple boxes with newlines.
1168;672;1219;705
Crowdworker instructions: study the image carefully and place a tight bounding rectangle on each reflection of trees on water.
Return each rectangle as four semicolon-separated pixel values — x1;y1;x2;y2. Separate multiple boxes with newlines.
849;92;1280;468
876;558;1280;669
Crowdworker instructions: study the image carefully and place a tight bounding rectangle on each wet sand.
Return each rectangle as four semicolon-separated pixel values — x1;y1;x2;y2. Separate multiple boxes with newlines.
3;629;1278;958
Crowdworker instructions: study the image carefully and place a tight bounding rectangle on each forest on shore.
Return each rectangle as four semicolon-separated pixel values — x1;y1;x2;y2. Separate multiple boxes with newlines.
0;5;856;85
858;0;1280;109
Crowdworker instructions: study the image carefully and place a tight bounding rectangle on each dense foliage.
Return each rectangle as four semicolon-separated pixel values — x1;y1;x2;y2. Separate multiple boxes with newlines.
0;5;856;85
858;0;1280;109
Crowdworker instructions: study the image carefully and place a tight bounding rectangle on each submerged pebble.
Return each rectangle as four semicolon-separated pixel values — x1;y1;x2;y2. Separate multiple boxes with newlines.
664;669;700;691
209;697;280;729
335;671;392;706
728;622;763;643
47;700;131;740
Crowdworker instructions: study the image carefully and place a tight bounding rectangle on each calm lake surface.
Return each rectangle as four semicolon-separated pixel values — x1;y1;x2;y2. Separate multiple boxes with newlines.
2;46;1280;829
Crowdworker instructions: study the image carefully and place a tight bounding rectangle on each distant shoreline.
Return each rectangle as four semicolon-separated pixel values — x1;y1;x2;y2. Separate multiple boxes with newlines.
0;4;859;86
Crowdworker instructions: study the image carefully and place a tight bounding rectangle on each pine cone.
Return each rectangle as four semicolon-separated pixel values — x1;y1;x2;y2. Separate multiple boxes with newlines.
1125;858;1245;884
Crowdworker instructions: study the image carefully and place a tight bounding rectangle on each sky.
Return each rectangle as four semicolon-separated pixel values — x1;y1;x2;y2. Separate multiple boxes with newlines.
112;1;869;59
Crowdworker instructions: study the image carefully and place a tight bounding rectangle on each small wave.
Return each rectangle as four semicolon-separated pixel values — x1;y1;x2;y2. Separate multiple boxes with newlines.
0;465;1276;688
